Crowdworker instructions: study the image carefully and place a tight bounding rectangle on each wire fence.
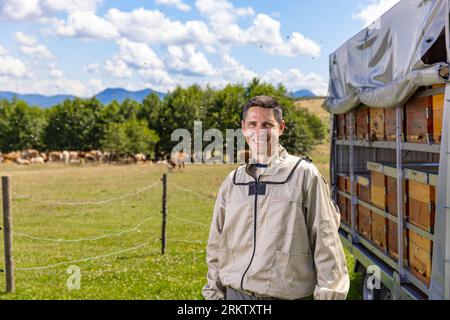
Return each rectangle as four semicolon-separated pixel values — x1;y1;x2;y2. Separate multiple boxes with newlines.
0;173;216;291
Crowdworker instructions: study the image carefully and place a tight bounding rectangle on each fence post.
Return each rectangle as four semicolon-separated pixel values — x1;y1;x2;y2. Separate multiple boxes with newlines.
161;174;167;255
2;176;15;293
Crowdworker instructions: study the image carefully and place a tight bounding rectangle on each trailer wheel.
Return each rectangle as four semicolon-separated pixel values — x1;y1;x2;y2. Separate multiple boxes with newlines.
362;272;381;300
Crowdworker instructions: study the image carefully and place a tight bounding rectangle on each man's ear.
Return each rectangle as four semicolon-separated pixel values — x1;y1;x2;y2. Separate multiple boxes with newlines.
279;120;286;135
241;120;245;130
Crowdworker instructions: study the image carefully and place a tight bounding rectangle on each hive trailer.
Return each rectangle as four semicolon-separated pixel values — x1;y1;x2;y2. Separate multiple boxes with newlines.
325;0;450;299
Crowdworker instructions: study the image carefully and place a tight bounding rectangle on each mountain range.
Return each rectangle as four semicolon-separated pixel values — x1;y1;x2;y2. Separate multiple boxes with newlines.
0;88;166;108
0;87;316;108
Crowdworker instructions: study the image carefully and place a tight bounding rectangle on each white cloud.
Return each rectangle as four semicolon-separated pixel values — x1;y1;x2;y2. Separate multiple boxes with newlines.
83;62;100;74
155;0;191;12
0;0;44;22
0;0;103;22
115;38;164;70
166;45;215;76
106;8;215;46
42;0;103;13
0;55;27;77
247;14;320;57
0;45;8;55
105;59;133;79
353;0;400;27
138;68;176;92
55;10;119;39
221;54;256;82
20;44;52;59
14;32;38;46
262;68;328;96
196;0;320;57
49;69;63;78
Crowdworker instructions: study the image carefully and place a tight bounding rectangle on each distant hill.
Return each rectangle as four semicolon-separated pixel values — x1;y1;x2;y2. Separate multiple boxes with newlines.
95;88;166;105
290;89;316;99
0;88;167;108
0;91;75;108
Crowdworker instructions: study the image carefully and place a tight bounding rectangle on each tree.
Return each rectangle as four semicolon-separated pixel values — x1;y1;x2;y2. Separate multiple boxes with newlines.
0;98;47;152
44;98;104;151
101;117;159;158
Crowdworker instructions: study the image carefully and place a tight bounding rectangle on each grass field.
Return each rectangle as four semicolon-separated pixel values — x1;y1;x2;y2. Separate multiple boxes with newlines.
0;156;362;300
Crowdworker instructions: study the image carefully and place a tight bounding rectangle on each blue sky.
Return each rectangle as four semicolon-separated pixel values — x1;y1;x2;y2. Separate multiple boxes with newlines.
0;0;400;97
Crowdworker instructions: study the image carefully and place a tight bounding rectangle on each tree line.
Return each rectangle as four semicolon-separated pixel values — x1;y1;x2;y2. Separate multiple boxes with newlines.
0;79;326;160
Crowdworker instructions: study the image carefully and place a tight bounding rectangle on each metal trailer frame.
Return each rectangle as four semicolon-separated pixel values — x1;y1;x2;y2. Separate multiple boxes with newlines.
331;0;450;300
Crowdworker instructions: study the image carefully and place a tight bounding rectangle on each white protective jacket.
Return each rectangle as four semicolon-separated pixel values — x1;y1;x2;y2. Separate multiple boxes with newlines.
203;145;350;300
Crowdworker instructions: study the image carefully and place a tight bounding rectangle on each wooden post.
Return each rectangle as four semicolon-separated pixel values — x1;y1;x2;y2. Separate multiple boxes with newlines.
2;176;15;293
161;174;167;255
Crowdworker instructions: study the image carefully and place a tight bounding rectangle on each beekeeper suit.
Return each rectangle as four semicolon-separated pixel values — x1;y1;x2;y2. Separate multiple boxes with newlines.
202;96;350;300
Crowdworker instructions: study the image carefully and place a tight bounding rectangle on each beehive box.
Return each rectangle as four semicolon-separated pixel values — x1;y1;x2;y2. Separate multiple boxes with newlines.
356;175;371;240
336;114;346;139
404;164;438;286
385;107;400;142
337;173;350;225
384;170;408;262
404;83;444;145
369;108;385;141
404;164;438;230
355;106;370;140
368;162;388;252
409;230;432;286
405;95;433;144
432;83;444;144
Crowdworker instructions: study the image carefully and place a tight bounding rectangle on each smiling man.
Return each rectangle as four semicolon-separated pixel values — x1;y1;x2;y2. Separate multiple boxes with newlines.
202;95;350;300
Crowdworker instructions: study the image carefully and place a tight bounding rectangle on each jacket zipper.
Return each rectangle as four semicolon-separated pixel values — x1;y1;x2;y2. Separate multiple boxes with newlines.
240;175;261;292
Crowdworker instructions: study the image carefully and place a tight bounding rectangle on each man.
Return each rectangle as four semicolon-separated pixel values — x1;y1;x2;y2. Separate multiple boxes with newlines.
202;95;350;300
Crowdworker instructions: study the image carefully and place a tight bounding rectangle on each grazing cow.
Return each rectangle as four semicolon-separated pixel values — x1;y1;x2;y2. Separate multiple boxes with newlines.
15;158;30;165
2;151;21;163
69;151;79;161
48;151;63;162
40;152;48;162
30;156;45;164
62;150;70;164
134;153;146;163
166;155;176;173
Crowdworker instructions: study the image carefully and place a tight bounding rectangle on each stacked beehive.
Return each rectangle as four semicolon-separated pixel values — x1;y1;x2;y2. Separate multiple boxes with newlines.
335;84;445;143
356;175;371;240
336;173;350;225
366;162;438;286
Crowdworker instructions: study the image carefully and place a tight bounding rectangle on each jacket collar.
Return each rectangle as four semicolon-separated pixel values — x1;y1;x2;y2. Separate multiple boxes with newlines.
233;144;293;184
246;144;289;177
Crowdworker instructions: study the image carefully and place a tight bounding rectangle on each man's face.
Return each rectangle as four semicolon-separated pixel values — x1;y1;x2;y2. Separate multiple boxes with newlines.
241;107;285;160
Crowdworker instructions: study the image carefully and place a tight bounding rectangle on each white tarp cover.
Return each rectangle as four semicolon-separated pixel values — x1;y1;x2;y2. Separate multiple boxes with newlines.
325;0;448;115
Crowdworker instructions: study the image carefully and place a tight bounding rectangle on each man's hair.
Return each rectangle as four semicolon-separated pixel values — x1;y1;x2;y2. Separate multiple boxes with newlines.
242;95;283;124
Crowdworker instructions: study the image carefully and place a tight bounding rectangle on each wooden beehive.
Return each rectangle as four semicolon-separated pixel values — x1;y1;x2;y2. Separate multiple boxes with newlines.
356;175;371;240
368;163;388;252
405;95;433;144
336;114;346;139
356;106;370;140
337;173;350;225
432;83;444;144
369;108;385;141
385;107;399;142
385;173;408;262
407;180;436;233
409;230;432;286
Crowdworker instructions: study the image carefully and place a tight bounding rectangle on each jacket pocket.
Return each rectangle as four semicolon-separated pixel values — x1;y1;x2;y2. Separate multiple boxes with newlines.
268;250;315;298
